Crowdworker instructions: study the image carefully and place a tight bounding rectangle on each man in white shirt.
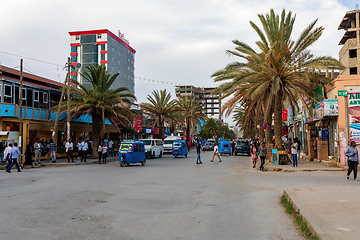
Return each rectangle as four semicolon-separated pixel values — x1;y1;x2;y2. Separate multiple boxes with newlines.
77;139;83;160
34;139;42;165
211;143;222;163
81;139;88;162
291;139;298;167
4;143;12;165
65;138;74;163
108;140;114;156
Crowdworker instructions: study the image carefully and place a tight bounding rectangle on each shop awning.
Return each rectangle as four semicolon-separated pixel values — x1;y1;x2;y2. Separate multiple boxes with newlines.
0;131;9;136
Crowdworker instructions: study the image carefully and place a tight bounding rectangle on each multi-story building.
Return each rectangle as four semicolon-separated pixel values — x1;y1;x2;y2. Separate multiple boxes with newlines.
68;29;136;95
175;85;222;120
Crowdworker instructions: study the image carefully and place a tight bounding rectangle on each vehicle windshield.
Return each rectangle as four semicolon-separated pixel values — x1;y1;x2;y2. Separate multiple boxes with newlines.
237;141;248;146
141;140;152;145
120;144;130;150
164;140;174;144
173;142;181;147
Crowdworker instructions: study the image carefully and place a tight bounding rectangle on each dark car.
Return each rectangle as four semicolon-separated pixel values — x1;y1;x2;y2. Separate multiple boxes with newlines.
235;140;251;156
203;142;214;151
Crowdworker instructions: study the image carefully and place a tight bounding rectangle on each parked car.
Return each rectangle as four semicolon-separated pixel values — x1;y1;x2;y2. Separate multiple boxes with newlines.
139;139;163;159
203;142;214;151
163;136;182;154
235;140;251;156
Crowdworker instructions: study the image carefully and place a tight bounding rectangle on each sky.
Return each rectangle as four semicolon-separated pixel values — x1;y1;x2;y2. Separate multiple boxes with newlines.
0;0;358;126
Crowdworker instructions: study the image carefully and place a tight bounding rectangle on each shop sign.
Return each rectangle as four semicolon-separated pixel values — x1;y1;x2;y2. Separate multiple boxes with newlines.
143;128;152;134
153;128;159;135
338;90;348;96
282;110;288;122
314;99;338;119
348;91;360;144
133;115;143;133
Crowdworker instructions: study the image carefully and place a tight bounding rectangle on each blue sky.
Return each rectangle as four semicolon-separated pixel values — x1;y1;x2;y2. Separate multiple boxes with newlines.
0;0;357;125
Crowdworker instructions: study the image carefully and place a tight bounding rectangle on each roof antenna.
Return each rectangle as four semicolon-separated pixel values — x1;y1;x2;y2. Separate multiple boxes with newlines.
356;4;359;10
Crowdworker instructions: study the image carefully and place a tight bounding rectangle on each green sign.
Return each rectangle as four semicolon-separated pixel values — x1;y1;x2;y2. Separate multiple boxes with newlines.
338;90;348;96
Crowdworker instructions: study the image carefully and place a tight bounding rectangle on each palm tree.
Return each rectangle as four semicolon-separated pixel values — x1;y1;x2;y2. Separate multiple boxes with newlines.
140;89;178;139
53;64;136;156
212;9;344;148
176;96;207;143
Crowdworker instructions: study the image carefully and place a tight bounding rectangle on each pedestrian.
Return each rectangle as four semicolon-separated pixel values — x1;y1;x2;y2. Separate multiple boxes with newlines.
88;138;93;157
102;143;108;164
34;138;42;165
291;139;298;167
295;137;301;161
81;139;88;162
5;142;23;173
251;143;258;168
4;143;12;167
77;139;83;160
187;141;191;152
0;142;4;166
345;141;359;180
46;140;51;162
211;143;222;162
259;142;267;172
108;139;114;156
97;143;103;164
49;138;57;163
231;140;236;156
65;138;74;163
24;145;33;166
196;142;204;164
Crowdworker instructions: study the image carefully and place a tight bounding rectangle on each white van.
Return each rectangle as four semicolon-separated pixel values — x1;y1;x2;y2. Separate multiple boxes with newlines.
139;139;164;159
163;136;182;153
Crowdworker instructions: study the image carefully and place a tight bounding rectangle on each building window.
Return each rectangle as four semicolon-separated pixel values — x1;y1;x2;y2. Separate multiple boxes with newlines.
112;48;114;52
350;67;357;75
97;34;101;39
111;67;114;71
350;49;357;58
118;52;120;56
112;38;114;43
101;54;105;61
71;46;77;52
101;44;105;51
111;57;114;62
75;35;80;40
34;91;39;108
118;60;120;65
4;84;12;103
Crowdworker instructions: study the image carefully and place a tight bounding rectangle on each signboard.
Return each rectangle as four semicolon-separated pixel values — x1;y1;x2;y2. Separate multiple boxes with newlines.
261;123;268;130
143;128;152;134
314;99;338;119
282;110;288;122
133;115;143;133
153;128;159;135
338;90;348;97
348;91;360;144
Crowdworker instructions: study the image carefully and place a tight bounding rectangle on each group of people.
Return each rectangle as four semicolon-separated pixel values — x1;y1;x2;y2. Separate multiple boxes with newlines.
286;137;302;167
250;142;267;171
64;138;93;163
195;141;222;164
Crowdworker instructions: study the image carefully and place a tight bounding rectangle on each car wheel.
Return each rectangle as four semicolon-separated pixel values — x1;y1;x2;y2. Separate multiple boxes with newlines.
120;161;125;167
235;153;237;156
185;154;187;157
142;159;146;166
152;152;155;159
159;152;162;158
174;155;178;158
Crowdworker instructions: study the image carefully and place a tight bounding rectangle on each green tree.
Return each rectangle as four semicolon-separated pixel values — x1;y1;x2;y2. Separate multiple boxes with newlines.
140;89;178;139
212;9;343;148
53;64;136;156
176;96;207;143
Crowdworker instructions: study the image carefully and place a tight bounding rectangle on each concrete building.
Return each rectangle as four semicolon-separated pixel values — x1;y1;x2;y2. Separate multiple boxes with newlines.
175;85;222;120
69;29;136;95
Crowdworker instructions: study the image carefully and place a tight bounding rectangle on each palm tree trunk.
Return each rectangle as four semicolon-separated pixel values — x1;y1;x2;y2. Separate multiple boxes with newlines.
186;118;190;144
274;90;284;149
158;117;163;139
92;114;101;157
265;105;273;144
259;124;264;143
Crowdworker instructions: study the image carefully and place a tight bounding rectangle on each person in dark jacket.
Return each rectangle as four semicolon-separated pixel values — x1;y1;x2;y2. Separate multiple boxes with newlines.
24;145;33;166
345;141;359;180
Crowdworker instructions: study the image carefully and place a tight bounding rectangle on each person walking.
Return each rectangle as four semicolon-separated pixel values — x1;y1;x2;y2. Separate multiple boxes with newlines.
251;143;258;168
46;140;51;162
211;143;222;162
187;141;191;152
34;139;42;165
77;139;83;160
295;137;301;161
49;138;57;163
196;142;204;164
0;142;4;166
65;138;74;163
24;145;33;166
5;143;23;173
231;140;236;156
108;139;114;156
81;139;88;162
259;142;267;172
291;139;298;167
97;143;103;164
4;143;12;167
345;141;359;180
102;143;108;164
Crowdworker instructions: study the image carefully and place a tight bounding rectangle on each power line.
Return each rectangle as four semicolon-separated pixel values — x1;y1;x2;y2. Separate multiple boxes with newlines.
0;50;63;67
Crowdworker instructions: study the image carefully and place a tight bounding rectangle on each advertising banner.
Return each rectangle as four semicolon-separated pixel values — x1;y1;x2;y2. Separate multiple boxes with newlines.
314;99;338;119
348;91;360;144
282;110;288;122
133;115;143;133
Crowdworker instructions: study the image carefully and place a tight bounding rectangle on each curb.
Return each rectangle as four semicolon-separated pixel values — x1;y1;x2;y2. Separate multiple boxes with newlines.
283;189;330;240
265;166;344;172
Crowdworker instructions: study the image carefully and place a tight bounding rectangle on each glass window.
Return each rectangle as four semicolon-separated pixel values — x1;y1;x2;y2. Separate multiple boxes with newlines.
26;89;33;107
112;48;114;52
15;86;20;104
34;91;39;108
75;35;79;40
118;60;120;65
97;34;101;39
118;52;120;56
111;57;114;62
112;38;114;42
101;44;105;51
43;92;48;103
39;91;44;108
4;84;12;103
71;46;77;52
111;67;114;71
101;54;105;61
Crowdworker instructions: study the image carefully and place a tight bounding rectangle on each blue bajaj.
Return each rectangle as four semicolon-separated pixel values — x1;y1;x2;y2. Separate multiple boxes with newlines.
219;140;231;155
119;141;146;167
172;140;188;158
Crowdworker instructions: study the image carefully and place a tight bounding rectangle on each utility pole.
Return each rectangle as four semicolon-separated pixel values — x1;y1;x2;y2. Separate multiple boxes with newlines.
19;59;23;162
67;57;71;141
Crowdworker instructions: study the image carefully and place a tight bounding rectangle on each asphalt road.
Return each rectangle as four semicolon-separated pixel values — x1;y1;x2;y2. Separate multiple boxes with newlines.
0;150;347;240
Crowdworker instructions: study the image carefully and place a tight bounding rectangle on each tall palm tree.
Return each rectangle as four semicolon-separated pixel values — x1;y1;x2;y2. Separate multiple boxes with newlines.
176;96;207;143
53;64;136;156
212;9;344;148
140;89;178;139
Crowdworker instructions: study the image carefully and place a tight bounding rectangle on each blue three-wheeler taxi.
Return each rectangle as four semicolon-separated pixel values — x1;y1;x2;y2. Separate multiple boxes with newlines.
219;140;231;155
172;139;188;158
119;140;146;167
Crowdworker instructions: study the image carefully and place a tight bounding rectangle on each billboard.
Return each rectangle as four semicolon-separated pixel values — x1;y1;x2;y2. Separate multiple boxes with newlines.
348;91;360;144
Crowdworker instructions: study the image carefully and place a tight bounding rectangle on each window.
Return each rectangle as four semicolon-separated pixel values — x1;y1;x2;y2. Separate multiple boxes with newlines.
350;49;357;58
34;91;39;108
4;84;12;103
75;35;79;40
101;54;105;61
97;34;101;39
118;52;120;56
112;38;114;42
111;57;114;62
26;89;33;107
43;92;49;109
118;60;120;65
112;48;114;52
111;67;114;71
101;44;105;51
350;67;357;75
71;46;77;52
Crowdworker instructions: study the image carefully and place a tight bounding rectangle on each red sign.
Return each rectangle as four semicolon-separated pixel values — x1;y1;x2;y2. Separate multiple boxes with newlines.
261;123;268;130
133;115;143;133
282;110;288;122
153;127;159;135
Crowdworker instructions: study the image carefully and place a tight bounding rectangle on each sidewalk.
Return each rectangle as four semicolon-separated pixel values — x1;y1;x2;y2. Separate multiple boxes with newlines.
284;185;360;240
264;158;344;172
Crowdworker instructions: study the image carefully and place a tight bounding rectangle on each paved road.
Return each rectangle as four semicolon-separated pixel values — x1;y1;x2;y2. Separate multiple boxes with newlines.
0;150;347;240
